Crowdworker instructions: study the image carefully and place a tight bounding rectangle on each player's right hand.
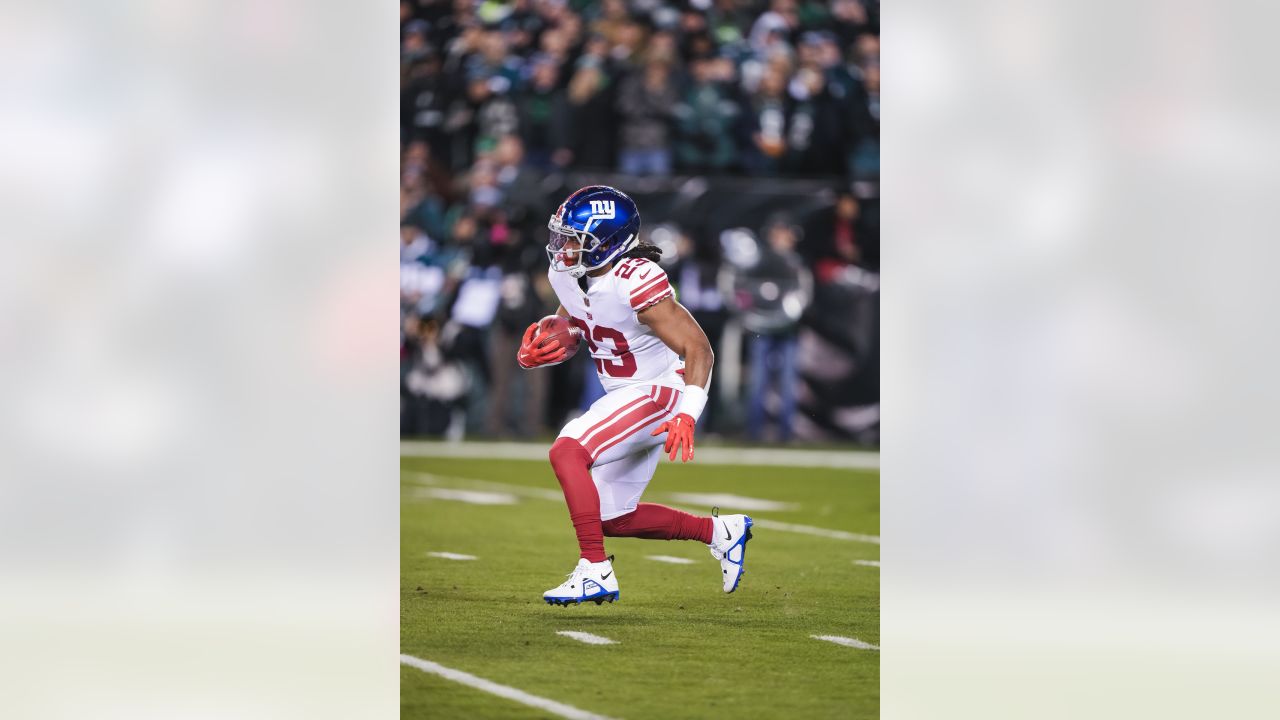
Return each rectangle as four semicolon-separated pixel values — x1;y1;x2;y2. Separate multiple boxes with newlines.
516;321;567;369
651;413;696;462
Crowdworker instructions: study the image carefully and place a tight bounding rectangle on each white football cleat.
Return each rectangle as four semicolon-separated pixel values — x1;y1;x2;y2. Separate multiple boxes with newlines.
708;509;754;593
543;556;620;606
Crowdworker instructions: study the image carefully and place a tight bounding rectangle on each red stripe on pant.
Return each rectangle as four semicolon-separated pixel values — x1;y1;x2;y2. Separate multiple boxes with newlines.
663;387;681;413
591;386;681;460
582;387;670;460
602;503;714;544
578;388;656;448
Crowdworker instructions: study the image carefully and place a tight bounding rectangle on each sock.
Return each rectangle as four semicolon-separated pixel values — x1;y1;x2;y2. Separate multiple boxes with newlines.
601;503;715;544
548;437;607;562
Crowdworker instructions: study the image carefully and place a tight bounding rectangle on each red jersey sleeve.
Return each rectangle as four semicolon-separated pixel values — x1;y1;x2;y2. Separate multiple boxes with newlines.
615;258;674;311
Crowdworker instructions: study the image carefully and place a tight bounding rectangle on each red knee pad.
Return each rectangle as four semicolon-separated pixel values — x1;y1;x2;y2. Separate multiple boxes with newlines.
549;437;591;474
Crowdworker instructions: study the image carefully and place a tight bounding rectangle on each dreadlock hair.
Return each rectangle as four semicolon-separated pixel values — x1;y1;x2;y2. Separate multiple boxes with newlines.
577;242;665;291
620;241;664;263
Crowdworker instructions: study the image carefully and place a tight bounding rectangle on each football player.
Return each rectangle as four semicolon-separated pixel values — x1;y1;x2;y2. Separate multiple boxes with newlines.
519;185;754;606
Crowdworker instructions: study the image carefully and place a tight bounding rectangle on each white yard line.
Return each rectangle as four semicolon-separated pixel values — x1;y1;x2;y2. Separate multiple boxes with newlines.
811;635;879;650
556;631;618;646
404;473;880;546
406;471;565;501
408;487;518;505
751;518;880;545
400;654;615;720
401;440;878;470
853;560;880;568
427;552;477;561
646;555;696;565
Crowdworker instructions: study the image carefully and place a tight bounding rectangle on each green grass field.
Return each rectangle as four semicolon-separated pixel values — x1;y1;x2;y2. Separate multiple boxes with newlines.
401;451;879;719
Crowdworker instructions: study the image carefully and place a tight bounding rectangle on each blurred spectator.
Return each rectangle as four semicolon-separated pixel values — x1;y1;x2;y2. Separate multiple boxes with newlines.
602;15;648;68
784;65;845;175
743;214;812;442
402;52;449;158
402;315;469;437
517;56;571;171
492;134;544;224
401;18;432;63
851;62;879;178
743;65;789;175
666;226;729;433
812;191;863;279
811;31;858;100
447;264;502;433
401;222;431;264
616;58;679;175
748;0;800;57
400;212;450;319
400;259;447;317
855;31;880;67
674;57;741;174
486;267;555;438
592;0;634;49
563;58;616;169
459;68;520;171
829;0;872;47
401;141;452;241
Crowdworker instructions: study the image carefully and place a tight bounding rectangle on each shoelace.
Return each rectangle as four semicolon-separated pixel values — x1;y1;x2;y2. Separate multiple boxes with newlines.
560;565;586;587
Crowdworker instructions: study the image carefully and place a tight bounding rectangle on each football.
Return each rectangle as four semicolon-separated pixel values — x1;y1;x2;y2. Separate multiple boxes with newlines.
536;314;581;363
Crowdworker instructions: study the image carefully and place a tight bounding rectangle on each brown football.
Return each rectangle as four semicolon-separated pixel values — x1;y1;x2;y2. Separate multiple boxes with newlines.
536;314;582;363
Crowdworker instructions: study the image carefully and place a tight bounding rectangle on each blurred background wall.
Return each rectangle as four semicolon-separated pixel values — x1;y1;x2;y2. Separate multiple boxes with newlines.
400;0;881;444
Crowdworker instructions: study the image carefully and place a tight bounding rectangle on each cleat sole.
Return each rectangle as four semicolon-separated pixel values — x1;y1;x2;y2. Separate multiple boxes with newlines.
543;591;619;606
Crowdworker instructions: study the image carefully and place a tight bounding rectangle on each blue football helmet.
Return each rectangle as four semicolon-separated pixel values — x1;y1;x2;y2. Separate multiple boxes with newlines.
546;185;641;278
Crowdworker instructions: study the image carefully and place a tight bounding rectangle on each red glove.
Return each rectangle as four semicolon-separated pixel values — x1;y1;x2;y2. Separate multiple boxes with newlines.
516;322;567;369
651;413;696;462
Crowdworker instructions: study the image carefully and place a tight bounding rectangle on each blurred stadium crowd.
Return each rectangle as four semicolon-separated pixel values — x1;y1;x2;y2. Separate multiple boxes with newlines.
401;0;880;443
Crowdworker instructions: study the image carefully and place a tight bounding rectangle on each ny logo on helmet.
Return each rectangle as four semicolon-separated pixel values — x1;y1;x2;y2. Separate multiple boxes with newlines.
585;200;616;232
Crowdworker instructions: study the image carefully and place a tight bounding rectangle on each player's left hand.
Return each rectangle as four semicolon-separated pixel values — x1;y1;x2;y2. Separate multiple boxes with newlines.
516;321;567;369
651;413;696;462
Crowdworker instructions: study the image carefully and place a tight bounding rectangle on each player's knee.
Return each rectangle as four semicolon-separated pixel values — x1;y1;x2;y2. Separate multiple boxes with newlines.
548;437;590;474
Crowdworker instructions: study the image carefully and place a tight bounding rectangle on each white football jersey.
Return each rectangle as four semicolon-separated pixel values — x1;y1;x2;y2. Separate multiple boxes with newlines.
547;257;685;393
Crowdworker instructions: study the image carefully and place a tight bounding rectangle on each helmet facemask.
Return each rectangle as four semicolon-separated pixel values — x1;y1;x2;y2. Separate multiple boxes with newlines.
546;214;601;278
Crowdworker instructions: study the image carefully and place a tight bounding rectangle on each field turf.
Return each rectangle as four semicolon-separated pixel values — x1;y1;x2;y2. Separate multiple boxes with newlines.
401;452;879;719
